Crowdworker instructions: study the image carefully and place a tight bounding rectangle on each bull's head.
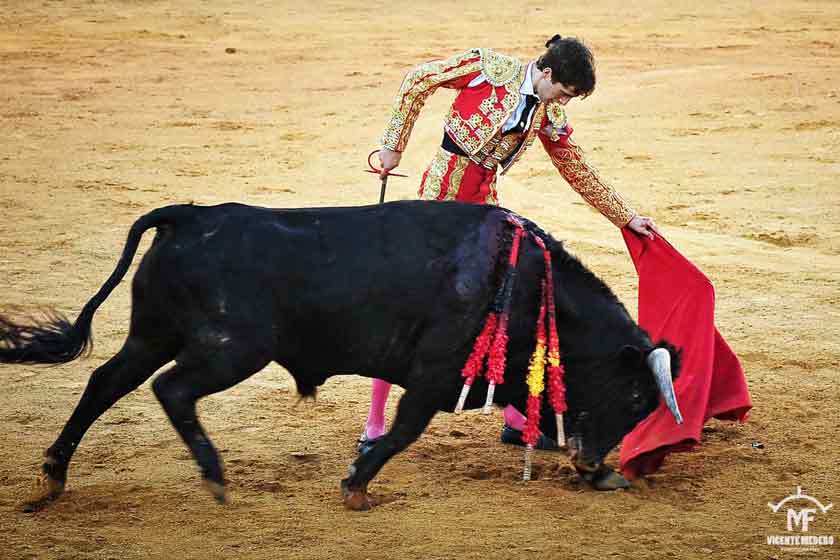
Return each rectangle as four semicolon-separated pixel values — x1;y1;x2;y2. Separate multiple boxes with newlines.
562;340;682;478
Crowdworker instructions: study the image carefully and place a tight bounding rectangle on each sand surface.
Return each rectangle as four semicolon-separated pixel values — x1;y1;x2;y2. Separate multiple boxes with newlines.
1;1;838;558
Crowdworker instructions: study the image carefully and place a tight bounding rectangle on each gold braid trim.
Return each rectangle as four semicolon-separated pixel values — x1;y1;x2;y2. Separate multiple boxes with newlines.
478;48;523;86
446;155;470;200
446;62;527;156
484;175;499;205
418;146;452;200
544;101;568;142
381;50;483;152
548;141;636;227
501;103;546;173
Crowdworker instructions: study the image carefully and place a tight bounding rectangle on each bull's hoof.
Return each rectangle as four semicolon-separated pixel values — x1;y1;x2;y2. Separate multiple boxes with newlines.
591;467;631;491
344;490;371;511
202;479;228;504
340;479;371;511
19;473;65;512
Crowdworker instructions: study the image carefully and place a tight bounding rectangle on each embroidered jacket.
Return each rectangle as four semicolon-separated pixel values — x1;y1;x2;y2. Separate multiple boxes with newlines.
381;49;636;227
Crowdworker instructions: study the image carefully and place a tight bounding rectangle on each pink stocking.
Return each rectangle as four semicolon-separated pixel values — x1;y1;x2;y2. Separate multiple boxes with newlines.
364;379;392;439
503;404;527;431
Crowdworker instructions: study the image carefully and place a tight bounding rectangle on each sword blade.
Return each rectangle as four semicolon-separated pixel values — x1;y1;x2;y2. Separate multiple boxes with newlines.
378;175;388;204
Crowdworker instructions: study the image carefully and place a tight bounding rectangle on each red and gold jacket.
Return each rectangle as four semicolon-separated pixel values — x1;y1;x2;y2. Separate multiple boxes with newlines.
381;48;636;227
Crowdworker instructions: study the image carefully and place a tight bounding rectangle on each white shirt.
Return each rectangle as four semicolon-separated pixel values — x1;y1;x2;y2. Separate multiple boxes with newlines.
467;61;537;133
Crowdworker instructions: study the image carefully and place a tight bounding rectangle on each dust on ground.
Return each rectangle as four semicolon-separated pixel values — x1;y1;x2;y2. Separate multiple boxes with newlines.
1;1;838;559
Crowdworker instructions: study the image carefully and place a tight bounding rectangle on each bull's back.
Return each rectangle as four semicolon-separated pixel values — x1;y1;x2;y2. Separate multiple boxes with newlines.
132;201;503;364
194;200;497;299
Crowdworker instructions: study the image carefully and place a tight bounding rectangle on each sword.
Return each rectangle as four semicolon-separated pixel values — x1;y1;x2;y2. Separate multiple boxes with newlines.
379;175;388;205
365;149;406;204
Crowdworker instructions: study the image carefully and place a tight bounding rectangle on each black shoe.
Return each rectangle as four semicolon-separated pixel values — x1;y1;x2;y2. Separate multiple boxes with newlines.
500;424;562;452
356;433;384;455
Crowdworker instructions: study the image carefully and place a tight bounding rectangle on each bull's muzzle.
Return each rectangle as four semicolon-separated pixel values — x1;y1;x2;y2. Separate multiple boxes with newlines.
647;348;684;424
567;436;630;490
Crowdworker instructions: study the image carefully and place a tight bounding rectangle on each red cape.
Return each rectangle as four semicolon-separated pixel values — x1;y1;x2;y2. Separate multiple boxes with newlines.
619;229;752;479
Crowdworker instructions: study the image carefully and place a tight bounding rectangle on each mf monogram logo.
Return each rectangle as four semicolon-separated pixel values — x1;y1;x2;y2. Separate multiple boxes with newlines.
766;486;834;550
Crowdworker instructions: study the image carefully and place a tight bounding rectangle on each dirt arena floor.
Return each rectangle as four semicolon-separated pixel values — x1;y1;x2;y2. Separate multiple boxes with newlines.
1;1;838;558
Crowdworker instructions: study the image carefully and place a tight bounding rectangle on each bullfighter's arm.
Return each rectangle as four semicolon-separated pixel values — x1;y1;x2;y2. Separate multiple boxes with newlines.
381;50;483;152
538;105;636;228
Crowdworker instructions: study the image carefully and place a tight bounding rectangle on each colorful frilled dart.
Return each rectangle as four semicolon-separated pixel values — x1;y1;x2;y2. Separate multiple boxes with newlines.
483;224;525;414
455;313;497;413
456;213;569;480
541;243;567;447
456;217;520;414
529;232;568;447
522;281;548;481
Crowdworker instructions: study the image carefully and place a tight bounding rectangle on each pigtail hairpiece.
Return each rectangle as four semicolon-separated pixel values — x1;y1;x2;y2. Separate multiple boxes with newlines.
545;34;562;48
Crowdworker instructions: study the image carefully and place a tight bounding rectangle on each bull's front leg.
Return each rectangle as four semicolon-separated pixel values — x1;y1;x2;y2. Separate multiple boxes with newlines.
341;389;437;511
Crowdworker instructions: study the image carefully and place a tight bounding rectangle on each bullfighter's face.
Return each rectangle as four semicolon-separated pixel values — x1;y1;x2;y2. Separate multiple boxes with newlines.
534;67;581;105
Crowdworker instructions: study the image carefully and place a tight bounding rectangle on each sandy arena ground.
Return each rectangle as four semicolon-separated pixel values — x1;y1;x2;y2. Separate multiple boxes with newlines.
1;1;838;558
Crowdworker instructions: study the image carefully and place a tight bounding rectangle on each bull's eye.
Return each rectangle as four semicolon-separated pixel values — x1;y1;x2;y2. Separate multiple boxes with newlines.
630;389;646;411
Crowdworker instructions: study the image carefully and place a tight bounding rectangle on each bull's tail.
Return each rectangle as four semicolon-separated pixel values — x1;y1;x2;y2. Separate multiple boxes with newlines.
0;205;194;364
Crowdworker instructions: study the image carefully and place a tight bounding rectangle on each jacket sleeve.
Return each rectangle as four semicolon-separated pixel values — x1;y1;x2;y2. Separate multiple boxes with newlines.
381;50;483;152
538;119;636;228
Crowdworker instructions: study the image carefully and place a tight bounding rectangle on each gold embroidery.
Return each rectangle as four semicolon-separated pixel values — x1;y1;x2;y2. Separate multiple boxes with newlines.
501;103;546;173
471;130;526;170
496;134;522;161
477;119;497;142
544;101;568;142
445;62;528;157
419;146;453;200
478;49;523;86
468;112;484;129
475;132;504;169
381;50;483;152
445;155;470;200
445;109;478;153
419;147;471;201
547;141;636;227
500;66;527;113
447;108;495;155
484;175;499;205
487;105;507;125
546;101;567;129
478;88;499;113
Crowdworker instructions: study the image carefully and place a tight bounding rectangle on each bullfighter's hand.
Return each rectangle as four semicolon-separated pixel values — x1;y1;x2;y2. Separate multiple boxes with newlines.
379;148;402;178
627;215;661;239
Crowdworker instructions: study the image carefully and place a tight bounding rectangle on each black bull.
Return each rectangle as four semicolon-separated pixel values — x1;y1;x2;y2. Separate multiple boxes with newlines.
0;201;682;511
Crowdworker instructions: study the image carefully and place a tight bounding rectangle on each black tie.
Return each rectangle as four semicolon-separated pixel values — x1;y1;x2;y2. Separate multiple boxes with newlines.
512;94;539;133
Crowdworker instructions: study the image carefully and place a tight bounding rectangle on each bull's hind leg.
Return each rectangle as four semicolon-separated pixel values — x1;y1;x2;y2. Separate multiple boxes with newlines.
21;337;175;512
341;388;438;510
151;339;271;503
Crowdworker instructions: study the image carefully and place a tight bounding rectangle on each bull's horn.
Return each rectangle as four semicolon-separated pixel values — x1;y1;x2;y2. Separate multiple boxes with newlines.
646;348;684;424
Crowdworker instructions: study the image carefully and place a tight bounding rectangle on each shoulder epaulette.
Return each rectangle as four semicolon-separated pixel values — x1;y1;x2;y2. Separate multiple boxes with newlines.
546;102;567;129
478;48;524;87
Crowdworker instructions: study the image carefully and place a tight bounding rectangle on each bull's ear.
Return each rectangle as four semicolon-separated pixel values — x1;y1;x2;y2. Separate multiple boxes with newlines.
619;345;644;370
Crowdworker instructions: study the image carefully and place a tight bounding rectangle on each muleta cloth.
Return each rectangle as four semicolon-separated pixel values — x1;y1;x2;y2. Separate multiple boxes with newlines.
619;229;753;479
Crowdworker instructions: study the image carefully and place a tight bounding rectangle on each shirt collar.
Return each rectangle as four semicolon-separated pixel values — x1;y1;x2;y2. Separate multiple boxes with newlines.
520;61;536;97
